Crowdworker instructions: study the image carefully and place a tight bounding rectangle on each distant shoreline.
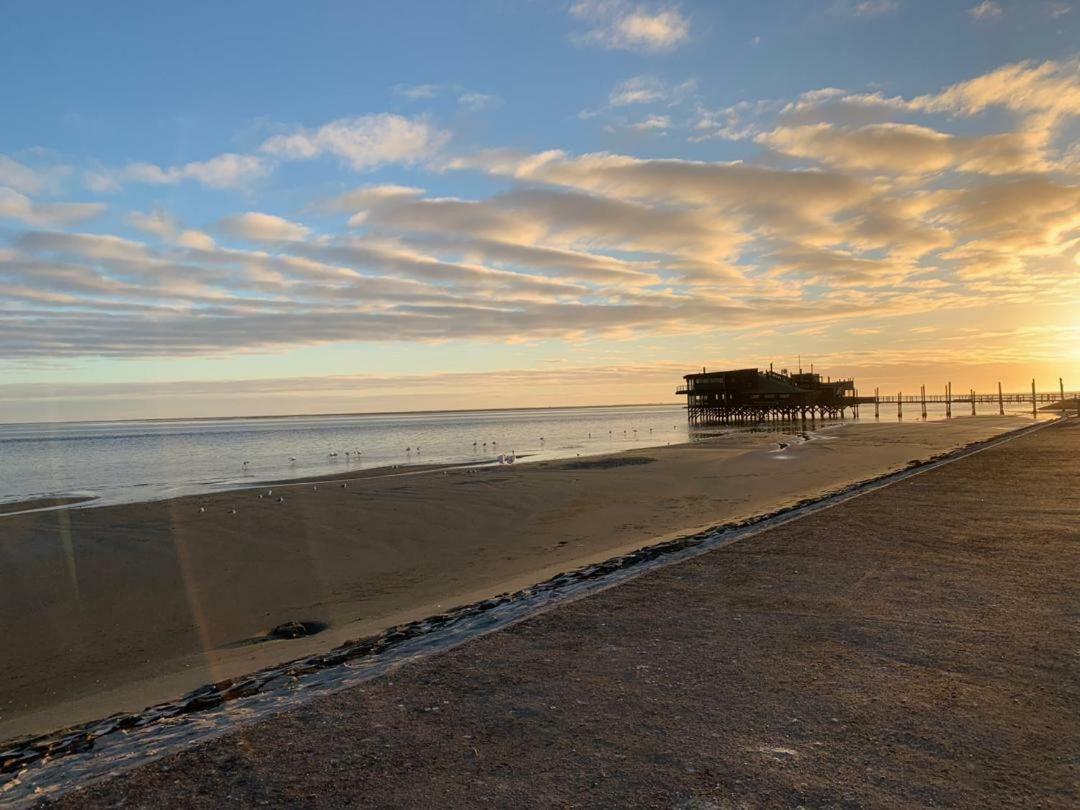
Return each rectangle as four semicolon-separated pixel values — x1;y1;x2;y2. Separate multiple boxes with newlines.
0;401;684;430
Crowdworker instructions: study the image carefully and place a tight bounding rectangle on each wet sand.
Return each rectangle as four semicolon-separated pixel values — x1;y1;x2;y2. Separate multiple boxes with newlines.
40;416;1079;808
0;417;1032;742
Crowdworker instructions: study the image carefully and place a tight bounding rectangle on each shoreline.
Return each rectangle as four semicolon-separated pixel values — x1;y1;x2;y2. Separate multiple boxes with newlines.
0;416;1044;747
1;416;1069;804
0;400;683;431
43;416;1077;809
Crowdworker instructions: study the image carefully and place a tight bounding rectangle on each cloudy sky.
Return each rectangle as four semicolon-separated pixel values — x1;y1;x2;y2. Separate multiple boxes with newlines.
1;0;1078;422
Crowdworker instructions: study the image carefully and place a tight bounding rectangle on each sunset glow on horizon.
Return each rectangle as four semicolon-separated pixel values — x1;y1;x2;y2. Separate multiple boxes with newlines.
1;1;1078;423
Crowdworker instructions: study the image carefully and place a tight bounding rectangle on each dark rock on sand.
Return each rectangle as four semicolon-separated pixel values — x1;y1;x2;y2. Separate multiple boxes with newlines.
268;621;328;640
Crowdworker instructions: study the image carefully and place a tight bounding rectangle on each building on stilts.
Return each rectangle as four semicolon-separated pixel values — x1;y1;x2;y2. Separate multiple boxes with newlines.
676;366;875;426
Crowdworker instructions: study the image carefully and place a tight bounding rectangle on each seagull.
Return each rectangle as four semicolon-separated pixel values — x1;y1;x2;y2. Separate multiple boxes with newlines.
230;508;237;515
288;457;296;463
258;494;264;499
198;506;205;514
267;489;273;496
312;484;318;491
276;496;285;503
342;483;348;488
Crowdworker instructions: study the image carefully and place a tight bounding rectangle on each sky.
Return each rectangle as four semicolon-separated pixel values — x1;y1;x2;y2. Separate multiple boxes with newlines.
1;0;1078;422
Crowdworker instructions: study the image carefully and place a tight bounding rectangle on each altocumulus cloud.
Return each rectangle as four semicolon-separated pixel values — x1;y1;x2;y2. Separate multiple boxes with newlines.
218;212;312;243
260;113;449;171
569;0;690;53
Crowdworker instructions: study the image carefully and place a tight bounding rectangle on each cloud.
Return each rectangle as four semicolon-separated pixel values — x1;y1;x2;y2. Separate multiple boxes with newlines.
128;209;179;240
912;58;1080;122
0;187;105;227
394;84;500;111
830;0;900;17
0;154;70;195
260;113;449;171
608;76;668;106
757;122;1044;174
97;153;269;191
968;1;1003;19
218;212;312;242
570;1;690;53
128;209;217;250
394;83;440;100
628;114;671;132
457;91;499;111
176;229;217;250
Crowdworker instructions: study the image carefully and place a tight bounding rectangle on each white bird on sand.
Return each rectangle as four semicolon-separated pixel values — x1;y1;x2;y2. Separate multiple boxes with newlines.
342;483;348;488
230;508;237;515
198;506;205;514
312;484;318;491
276;496;285;503
267;489;273;496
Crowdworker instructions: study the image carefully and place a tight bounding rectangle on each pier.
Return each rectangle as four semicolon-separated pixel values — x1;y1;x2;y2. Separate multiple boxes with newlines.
678;369;1078;426
676;367;875;426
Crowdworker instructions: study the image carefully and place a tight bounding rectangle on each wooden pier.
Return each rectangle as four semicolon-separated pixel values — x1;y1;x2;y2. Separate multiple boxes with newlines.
679;369;1078;426
871;378;1078;420
677;367;875;426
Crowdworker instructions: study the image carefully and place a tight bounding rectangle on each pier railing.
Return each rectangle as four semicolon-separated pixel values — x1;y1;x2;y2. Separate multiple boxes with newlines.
867;379;1078;419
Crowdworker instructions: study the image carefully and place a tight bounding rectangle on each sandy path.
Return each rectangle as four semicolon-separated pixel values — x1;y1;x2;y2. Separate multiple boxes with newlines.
0;416;1030;740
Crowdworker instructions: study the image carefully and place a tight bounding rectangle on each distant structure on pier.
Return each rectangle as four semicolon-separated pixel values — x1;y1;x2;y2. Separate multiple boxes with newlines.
676;366;874;425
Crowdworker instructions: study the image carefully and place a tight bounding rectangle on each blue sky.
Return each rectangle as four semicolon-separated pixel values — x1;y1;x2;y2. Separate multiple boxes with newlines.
1;1;1078;421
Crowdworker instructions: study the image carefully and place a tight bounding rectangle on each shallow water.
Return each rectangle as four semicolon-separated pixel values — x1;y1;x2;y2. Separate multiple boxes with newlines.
0;401;1046;510
0;405;694;508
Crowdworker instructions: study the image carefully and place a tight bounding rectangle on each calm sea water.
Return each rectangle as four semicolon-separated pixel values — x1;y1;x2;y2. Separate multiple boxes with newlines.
0;401;1046;511
0;404;695;509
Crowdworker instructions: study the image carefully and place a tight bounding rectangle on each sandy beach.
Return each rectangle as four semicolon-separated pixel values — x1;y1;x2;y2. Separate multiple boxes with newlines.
0;416;1032;742
36;416;1079;808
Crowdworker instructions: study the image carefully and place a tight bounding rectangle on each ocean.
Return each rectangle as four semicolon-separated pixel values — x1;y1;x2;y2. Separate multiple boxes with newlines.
0;404;692;509
0;401;1046;511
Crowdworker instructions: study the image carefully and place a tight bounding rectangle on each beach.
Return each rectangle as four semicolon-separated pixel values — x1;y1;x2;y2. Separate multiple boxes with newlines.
0;416;1034;743
37;416;1080;808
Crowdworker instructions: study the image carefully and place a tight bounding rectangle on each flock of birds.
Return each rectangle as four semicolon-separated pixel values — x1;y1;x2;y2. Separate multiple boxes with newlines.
197;424;678;516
